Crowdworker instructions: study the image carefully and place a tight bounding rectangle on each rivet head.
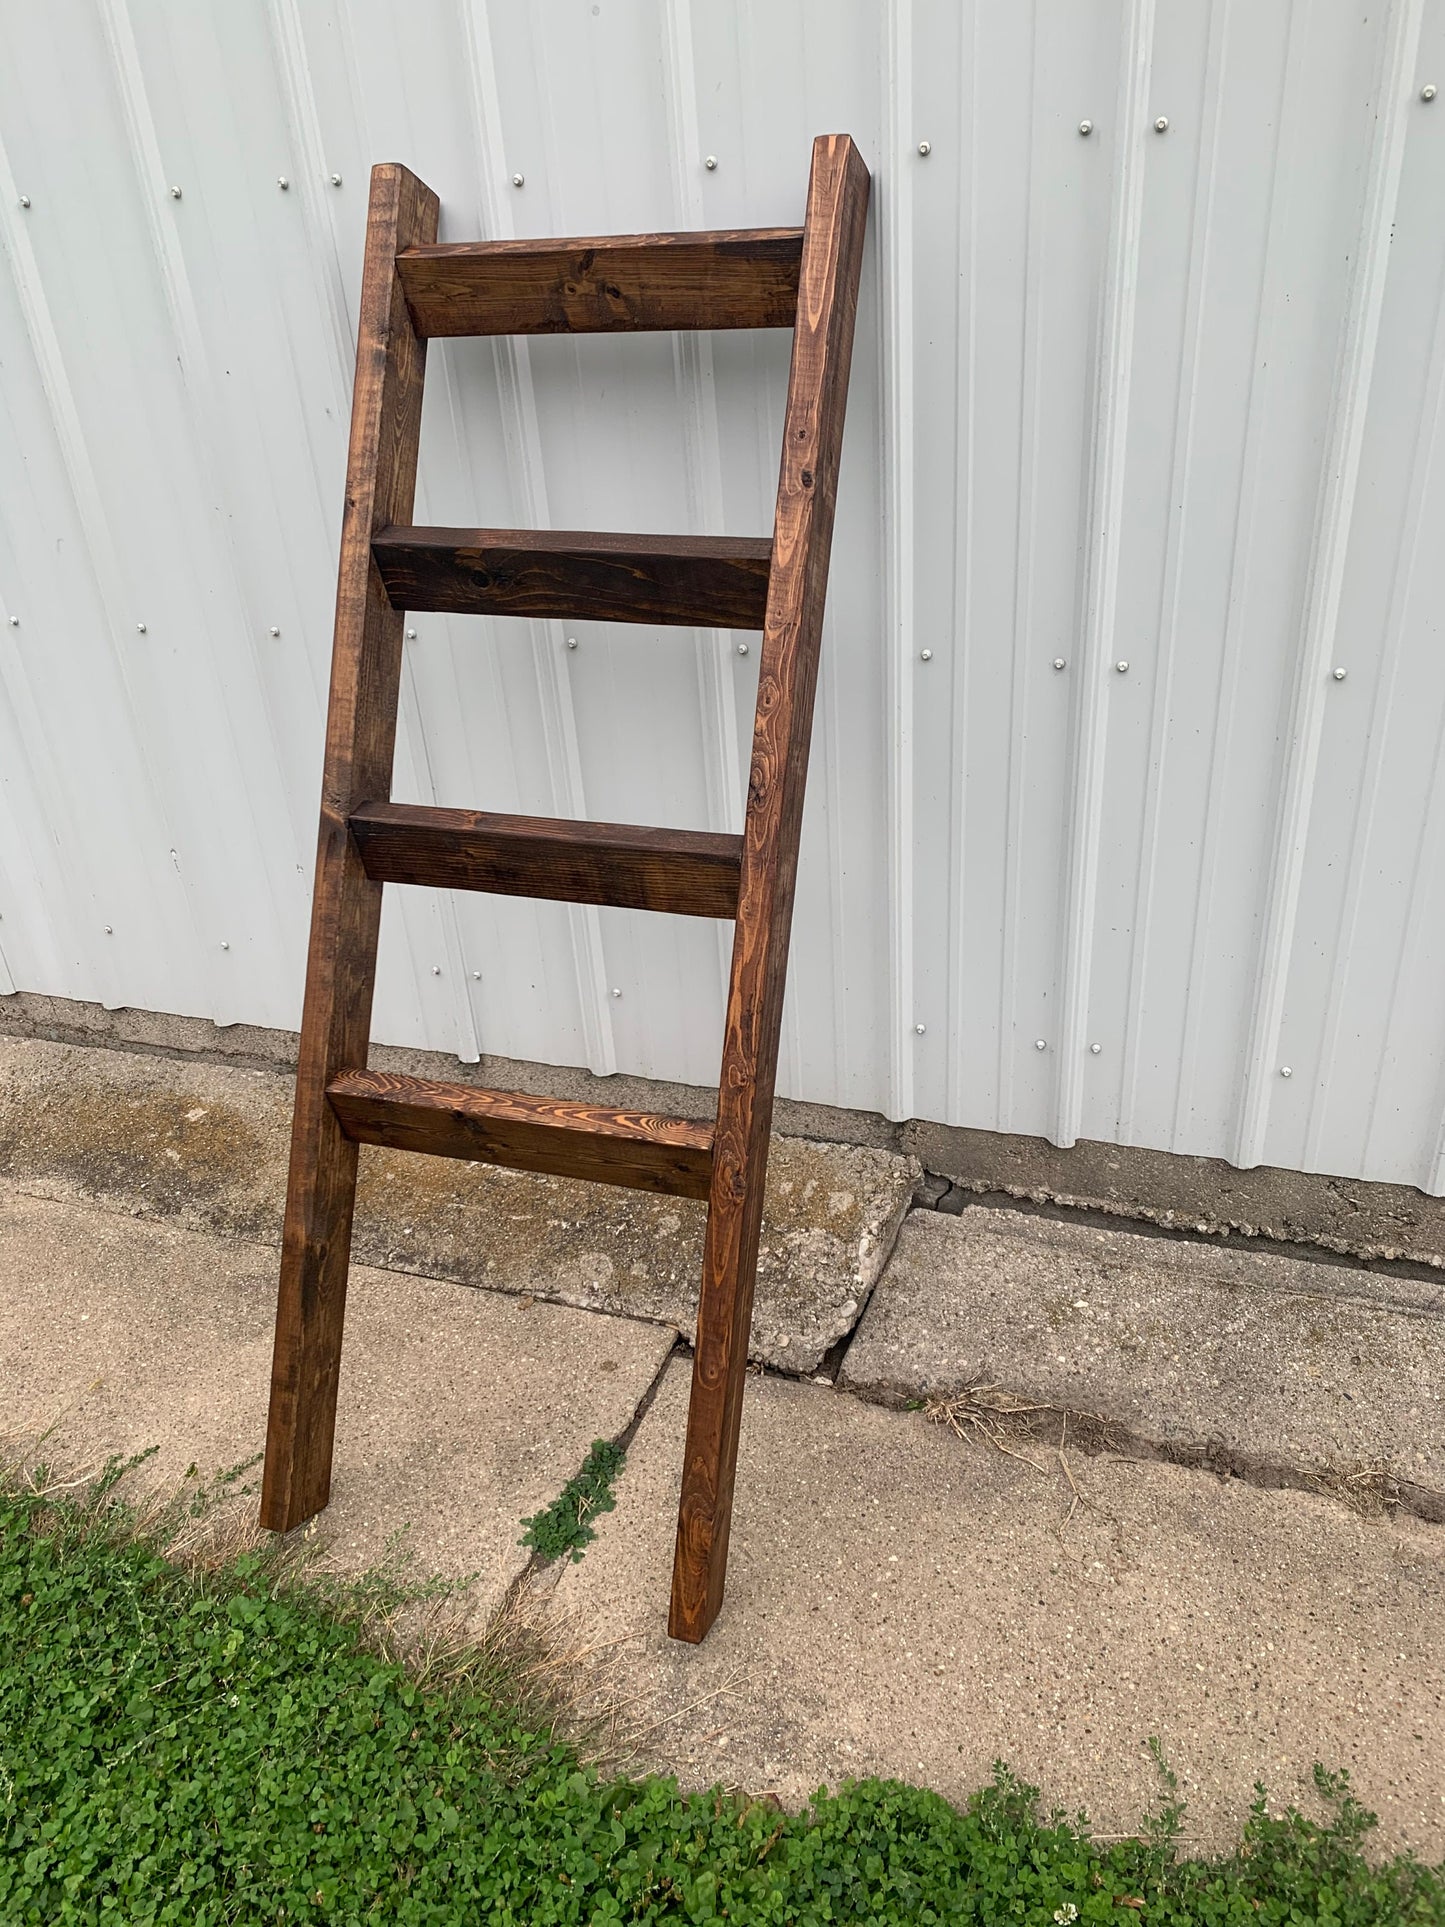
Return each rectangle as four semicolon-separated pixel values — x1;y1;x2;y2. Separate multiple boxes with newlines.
220;940;230;951
914;1023;926;1035
1034;1038;1047;1051
1078;121;1093;137
1280;1065;1293;1079
1052;657;1066;670
472;970;482;980
1332;666;1347;681
405;627;417;640
1154;116;1169;132
104;925;113;935
511;173;525;187
7;616;18;627
268;625;280;637
1115;659;1129;673
737;642;749;655
1090;1042;1102;1054
919;648;933;662
704;155;718;171
917;140;931;157
431;965;441;976
136;622;148;634
566;636;578;650
611;987;622;998
1422;84;1437;101
277;176;289;189
329;172;343;185
18;196;30;208
169;185;182;199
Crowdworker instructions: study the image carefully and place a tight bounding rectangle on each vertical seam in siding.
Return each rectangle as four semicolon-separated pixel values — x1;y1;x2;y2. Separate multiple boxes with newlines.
458;0;618;1076
1118;0;1232;1142
882;0;917;1123
994;0;1041;1129
1053;0;1157;1148
1338;264;1445;1181
661;0;745;1039
1232;0;1424;1167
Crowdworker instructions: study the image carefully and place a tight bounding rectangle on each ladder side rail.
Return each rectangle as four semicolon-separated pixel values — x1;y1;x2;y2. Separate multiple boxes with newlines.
669;134;871;1641
260;162;439;1533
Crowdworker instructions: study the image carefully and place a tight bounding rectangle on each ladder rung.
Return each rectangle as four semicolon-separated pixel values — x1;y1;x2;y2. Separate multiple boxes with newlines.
397;229;804;337
327;1070;714;1199
350;802;742;918
374;527;772;629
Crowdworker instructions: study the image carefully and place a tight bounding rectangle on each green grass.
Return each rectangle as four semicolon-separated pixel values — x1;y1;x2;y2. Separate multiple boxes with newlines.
2;1470;1441;1926
520;1438;626;1565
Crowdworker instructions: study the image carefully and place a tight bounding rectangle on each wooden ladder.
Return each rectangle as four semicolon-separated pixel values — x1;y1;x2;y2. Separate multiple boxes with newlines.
260;133;870;1643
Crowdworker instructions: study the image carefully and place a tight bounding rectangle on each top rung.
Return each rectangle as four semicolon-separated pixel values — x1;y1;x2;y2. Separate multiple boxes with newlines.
397;228;804;337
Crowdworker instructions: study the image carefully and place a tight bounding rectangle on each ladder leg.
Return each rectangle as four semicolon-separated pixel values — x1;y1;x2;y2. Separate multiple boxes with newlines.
669;136;871;1641
260;163;438;1533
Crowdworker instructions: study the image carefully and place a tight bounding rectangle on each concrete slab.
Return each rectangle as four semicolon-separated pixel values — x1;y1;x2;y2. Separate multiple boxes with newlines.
838;1208;1445;1515
0;1184;674;1618
0;1036;917;1373
552;1358;1445;1859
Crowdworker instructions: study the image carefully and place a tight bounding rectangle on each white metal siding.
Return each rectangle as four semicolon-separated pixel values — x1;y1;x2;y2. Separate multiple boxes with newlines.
2;0;1443;1189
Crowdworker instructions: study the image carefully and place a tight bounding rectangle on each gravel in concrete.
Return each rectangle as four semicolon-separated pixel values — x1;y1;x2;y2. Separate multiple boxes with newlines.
838;1208;1445;1513
551;1358;1445;1858
0;1037;917;1374
0;1184;674;1618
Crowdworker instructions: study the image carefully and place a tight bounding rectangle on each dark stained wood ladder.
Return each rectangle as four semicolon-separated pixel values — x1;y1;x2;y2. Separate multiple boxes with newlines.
260;135;871;1644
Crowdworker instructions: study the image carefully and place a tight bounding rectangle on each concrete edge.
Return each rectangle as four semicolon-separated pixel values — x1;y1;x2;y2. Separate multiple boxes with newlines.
6;989;1444;1268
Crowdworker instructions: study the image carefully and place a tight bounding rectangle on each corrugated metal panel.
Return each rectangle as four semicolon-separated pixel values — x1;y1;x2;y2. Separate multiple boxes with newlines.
2;0;1444;1190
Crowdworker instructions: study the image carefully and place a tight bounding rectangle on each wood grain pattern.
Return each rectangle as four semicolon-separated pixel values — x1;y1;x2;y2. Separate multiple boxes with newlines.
669;135;871;1642
373;527;772;629
349;801;742;918
260;163;439;1536
398;229;803;336
327;1070;714;1198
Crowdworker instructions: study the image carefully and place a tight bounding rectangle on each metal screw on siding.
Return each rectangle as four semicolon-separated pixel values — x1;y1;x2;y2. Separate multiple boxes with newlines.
914;1023;926;1035
18;196;30;208
1052;657;1066;670
1115;659;1129;672
1422;84;1437;101
1333;666;1347;680
917;141;931;156
511;173;525;187
1280;1065;1293;1079
169;185;182;199
705;156;718;171
1034;1038;1047;1051
104;925;113;935
7;616;17;627
472;970;482;980
1079;121;1093;137
611;987;622;998
432;965;441;975
277;176;289;189
329;173;343;185
1154;116;1169;132
1090;1041;1102;1054
220;940;230;951
919;648;933;661
737;642;749;655
405;627;417;640
136;622;148;634
269;625;280;637
567;636;578;649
